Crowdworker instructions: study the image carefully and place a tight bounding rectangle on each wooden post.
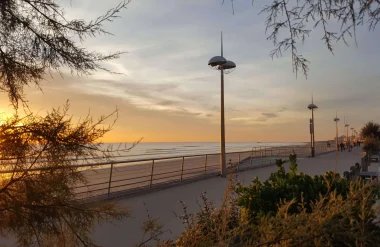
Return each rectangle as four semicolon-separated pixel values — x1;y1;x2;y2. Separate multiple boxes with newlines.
270;150;272;165
260;147;263;166
250;150;253;167
180;156;185;181
204;155;208;174
238;153;240;171
107;163;114;197
150;160;155;188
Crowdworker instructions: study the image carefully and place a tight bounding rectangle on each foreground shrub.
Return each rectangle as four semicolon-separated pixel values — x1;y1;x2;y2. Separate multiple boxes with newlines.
236;153;349;218
158;155;380;247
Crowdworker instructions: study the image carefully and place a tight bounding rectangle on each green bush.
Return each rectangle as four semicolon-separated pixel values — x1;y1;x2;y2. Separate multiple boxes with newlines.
235;153;349;218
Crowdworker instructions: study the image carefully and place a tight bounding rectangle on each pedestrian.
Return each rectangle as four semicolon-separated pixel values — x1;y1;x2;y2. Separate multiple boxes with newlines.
340;142;344;152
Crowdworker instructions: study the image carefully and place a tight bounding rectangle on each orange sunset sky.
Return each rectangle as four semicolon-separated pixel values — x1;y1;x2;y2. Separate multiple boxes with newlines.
0;0;379;143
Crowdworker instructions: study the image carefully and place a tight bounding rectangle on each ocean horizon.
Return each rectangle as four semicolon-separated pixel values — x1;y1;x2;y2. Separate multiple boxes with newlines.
103;141;308;161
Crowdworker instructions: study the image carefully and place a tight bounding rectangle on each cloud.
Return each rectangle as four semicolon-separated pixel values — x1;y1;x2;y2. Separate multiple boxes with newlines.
30;0;380;142
157;100;178;106
261;113;278;118
256;117;268;122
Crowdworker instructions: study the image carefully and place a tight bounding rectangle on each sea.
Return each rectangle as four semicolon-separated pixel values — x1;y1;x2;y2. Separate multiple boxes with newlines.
104;142;307;162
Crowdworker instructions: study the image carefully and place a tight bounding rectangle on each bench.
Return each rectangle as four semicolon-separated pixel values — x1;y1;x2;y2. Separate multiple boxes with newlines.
371;155;379;162
359;171;378;180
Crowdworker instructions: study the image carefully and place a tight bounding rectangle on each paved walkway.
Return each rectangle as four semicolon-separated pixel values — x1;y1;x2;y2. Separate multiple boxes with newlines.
91;148;364;247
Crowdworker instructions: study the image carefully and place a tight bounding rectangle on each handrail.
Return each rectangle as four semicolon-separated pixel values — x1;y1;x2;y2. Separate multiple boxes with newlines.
0;143;335;201
0;144;306;173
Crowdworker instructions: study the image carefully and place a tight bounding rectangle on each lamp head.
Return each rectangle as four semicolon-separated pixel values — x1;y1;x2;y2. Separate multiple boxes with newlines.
308;103;318;110
222;60;236;70
208;56;227;68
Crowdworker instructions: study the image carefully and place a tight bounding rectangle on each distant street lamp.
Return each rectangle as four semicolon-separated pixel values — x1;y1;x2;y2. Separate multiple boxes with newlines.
334;112;340;152
344;117;349;144
351;127;354;143
308;95;318;157
354;130;358;142
208;32;236;178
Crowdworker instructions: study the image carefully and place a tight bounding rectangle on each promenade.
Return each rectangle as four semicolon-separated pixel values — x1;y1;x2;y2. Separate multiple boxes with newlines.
91;147;366;247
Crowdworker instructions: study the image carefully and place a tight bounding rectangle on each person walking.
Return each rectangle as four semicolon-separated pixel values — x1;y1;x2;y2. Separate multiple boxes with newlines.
347;141;351;152
340;142;344;152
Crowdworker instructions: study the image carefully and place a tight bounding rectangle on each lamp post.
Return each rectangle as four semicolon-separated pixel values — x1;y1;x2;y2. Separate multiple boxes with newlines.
308;95;318;157
344;117;349;144
334;112;340;152
208;32;236;178
354;130;358;142
351;127;354;143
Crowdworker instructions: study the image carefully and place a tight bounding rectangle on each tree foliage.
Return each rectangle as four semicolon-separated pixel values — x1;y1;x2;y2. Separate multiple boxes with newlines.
226;0;380;77
0;102;131;247
360;121;380;153
361;121;380;139
363;137;380;154
0;0;131;108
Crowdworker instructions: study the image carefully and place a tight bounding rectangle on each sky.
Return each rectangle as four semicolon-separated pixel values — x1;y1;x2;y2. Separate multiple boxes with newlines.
1;0;380;143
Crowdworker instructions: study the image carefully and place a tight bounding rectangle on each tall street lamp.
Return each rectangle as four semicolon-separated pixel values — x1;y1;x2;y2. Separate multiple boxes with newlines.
354;130;358;142
334;112;340;152
308;95;318;157
208;32;236;178
344;117;349;144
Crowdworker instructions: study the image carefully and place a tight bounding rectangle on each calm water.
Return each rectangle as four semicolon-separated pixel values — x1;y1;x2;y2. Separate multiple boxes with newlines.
103;142;307;161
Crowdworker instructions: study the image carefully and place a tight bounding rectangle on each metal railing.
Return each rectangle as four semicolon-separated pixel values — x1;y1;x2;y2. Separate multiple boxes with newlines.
0;143;335;201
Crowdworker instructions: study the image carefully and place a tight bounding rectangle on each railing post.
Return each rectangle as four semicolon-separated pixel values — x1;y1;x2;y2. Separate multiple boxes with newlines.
260;147;263;166
270;150;272;164
238;153;240;170
204;154;208;174
250;149;253;167
180;156;185;181
107;163;114;197
150;160;155;188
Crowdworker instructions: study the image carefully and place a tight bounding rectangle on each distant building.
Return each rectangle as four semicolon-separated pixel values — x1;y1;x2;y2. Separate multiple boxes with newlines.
334;135;359;143
334;135;346;142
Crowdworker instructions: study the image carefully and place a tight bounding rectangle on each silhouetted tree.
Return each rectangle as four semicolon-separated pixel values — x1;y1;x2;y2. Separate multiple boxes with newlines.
0;1;134;246
0;0;130;108
361;121;380;139
226;0;380;77
0;102;133;246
